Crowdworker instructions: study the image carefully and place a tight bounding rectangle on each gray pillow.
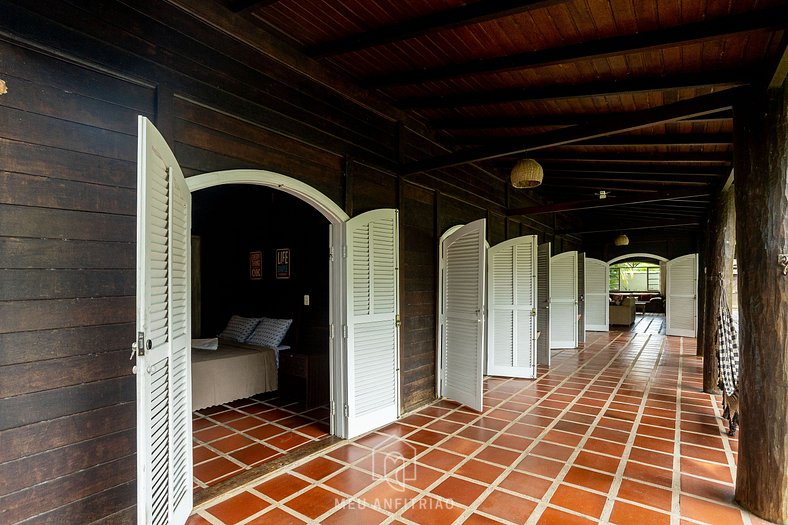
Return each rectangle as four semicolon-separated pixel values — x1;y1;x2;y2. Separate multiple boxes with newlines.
246;317;292;348
219;315;261;342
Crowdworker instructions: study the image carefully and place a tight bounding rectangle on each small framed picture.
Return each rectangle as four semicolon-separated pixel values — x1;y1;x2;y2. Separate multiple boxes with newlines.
276;248;291;279
249;251;262;280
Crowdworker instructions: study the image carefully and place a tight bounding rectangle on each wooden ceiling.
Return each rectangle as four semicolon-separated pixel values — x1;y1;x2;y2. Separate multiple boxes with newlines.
214;0;787;233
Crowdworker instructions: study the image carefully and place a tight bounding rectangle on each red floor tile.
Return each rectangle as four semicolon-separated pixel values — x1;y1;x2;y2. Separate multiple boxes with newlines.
206;491;269;524
610;500;671;525
474;445;521;466
359;481;418;511
537;508;596;525
210;432;255;453
230;443;279;466
254;473;311;501
680;494;744;525
455;458;504;484
293;456;344;481
285;486;344;520
321;502;387;525
499;470;553;499
327;443;371;464
623;461;674;488
417;448;464;471
439;436;483;455
564;466;615;493
193;456;242;484
516;455;565;477
477;489;538;522
574;451;621;474
616;478;672;511
550;484;607;518
324;467;377;496
266;431;311;451
401;495;465;525
430;475;487;506
247;508;305;524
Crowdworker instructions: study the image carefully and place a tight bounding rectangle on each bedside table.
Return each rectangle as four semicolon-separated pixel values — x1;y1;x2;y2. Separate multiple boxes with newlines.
278;351;329;408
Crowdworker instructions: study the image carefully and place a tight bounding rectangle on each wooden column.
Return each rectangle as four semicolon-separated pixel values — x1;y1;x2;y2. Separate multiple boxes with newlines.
733;83;788;523
701;186;736;392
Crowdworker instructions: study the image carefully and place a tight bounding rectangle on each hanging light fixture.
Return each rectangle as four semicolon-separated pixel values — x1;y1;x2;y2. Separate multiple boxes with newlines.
614;233;630;246
510;159;543;189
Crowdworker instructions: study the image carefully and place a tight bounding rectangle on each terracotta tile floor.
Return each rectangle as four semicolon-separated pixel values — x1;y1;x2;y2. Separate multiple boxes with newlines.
189;330;771;524
193;395;330;494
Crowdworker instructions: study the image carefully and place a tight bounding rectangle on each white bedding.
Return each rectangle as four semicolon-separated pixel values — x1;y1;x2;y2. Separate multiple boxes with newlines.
190;339;291;411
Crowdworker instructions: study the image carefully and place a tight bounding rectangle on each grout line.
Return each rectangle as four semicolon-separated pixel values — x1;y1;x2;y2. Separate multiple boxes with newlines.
523;334;658;525
598;335;669;523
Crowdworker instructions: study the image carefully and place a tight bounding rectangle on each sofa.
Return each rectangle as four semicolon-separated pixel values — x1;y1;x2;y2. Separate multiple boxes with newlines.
610;296;636;325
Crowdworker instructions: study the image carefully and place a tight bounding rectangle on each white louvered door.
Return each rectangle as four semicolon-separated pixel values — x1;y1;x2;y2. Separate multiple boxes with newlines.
577;253;586;344
585;258;610;331
136;117;192;525
440;219;486;411
550;251;578;349
537;243;551;365
667;253;698;337
487;236;537;378
345;209;400;438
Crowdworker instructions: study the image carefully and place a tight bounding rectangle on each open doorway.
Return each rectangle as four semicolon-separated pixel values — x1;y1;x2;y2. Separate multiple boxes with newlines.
607;253;668;334
189;184;332;495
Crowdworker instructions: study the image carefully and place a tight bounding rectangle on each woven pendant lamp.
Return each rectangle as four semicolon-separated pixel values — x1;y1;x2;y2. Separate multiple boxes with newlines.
614;234;630;246
510;159;543;188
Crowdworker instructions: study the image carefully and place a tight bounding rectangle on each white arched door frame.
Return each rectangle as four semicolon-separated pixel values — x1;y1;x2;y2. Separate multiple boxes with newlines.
187;170;350;437
607;253;669;264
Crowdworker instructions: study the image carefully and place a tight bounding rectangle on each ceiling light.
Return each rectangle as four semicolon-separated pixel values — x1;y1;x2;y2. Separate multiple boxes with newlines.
510;159;543;189
614;234;630;246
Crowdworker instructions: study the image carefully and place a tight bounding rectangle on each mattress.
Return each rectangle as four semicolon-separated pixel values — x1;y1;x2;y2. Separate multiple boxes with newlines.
191;339;282;411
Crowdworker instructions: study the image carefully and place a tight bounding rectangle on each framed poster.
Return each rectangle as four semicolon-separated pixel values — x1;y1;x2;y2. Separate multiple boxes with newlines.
276;248;291;279
249;251;262;280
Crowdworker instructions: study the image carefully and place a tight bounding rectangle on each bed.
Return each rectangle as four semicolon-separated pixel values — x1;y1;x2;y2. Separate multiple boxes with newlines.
191;314;295;411
191;338;287;411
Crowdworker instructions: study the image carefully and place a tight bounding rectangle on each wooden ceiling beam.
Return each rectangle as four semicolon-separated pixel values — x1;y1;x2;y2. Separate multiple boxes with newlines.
488;151;732;163
543;175;714;186
432;110;733;130
368;7;784;87
305;0;567;58
400;89;740;175
557;218;701;235
542;162;726;176
507;189;712;215
459;133;734;146
400;70;748;109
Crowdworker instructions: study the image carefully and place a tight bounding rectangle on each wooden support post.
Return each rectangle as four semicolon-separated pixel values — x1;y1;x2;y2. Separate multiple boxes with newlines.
733;83;788;523
700;186;736;392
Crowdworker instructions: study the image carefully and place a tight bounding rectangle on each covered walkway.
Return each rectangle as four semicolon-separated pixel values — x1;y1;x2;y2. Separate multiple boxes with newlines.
187;329;760;525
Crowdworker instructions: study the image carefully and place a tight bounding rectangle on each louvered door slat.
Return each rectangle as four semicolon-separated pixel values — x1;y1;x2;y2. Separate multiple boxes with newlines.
487;236;537;378
585;258;610;331
345;209;400;438
667;254;698;336
440;219;485;411
537;243;551;366
136;117;192;525
550;251;578;349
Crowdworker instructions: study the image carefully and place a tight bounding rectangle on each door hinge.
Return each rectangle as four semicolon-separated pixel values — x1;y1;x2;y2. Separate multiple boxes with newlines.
331;400;336;416
343;325;348;339
330;324;335;339
344;404;349;417
342;245;348;259
329;247;335;262
395;314;401;328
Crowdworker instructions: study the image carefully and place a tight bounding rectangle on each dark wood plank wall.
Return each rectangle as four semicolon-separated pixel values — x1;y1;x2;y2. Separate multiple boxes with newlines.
0;38;149;524
0;0;573;522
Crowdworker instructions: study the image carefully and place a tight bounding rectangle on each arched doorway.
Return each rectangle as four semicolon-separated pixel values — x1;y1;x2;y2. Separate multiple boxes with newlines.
186;170;350;439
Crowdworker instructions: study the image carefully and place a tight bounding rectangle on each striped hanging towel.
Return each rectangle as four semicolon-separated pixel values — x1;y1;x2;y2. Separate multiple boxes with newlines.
716;290;739;397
